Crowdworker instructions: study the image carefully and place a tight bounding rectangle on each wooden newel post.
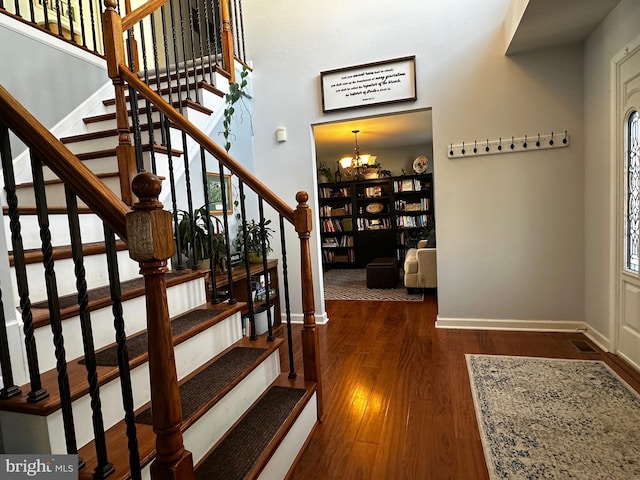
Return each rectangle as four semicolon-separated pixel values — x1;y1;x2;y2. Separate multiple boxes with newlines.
294;192;323;420
126;172;195;480
220;0;235;83
102;0;137;206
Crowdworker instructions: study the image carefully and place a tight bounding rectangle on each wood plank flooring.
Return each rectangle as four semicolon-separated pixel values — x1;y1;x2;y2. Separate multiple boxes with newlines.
282;293;640;480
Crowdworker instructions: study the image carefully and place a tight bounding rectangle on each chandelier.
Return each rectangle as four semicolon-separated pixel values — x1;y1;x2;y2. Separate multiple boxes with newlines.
339;130;377;178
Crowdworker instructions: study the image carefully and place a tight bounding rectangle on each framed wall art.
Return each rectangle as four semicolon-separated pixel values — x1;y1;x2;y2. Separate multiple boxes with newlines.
320;56;417;112
207;172;233;214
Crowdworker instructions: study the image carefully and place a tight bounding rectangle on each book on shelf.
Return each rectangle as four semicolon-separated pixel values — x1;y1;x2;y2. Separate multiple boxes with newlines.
364;186;383;198
396;215;431;228
395;198;430;211
357;217;391;231
319;186;350;199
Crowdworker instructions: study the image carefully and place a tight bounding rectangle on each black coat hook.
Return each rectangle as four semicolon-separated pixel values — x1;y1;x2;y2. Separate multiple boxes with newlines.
563;130;568;144
536;133;540;147
485;139;490;152
473;140;477;154
450;143;453;156
461;141;466;155
498;137;502;151
510;136;515;149
523;134;528;149
549;131;554;146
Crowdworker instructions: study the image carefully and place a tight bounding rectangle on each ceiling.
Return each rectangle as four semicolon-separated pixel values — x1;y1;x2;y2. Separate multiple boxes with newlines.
313;109;433;160
506;0;622;54
314;0;621;159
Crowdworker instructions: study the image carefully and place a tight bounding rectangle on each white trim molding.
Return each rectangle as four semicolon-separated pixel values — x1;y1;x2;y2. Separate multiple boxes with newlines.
287;312;329;325
436;316;586;333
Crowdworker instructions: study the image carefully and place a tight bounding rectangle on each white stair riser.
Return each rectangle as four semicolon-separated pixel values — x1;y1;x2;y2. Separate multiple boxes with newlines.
84;111;164;134
32;277;206;372
62;128;163;155
42;152;156;182
12;249;139;307
188;351;281;464
4;213;115;250
2;309;241;453
258;392;318;480
15;176;122;208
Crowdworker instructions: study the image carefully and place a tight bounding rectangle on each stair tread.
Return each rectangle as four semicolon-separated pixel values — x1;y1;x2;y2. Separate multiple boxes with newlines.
28;269;208;327
102;80;224;108
195;379;316;480
0;302;241;416
139;62;226;86
75;144;183;161
9;239;128;266
15;171;119;188
77;337;290;480
60;122;163;144
83;99;213;124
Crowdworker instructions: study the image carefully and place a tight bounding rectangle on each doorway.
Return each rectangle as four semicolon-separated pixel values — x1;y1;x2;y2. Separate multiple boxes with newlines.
312;109;436;301
614;37;640;370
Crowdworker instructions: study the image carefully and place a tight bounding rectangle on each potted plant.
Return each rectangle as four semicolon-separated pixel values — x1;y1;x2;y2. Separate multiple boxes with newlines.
177;206;227;271
317;162;333;183
233;219;274;263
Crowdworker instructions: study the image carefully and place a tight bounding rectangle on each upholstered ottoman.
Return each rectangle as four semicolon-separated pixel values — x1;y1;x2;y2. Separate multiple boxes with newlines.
366;257;399;289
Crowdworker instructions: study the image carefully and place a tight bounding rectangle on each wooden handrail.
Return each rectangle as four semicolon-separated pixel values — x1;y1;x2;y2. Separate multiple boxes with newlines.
118;65;296;224
0;85;130;240
121;0;168;32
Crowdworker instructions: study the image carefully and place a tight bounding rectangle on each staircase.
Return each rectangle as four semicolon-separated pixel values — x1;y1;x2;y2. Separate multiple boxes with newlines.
0;2;322;477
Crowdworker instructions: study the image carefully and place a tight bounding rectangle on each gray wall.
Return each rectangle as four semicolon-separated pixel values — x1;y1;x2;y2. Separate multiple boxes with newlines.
584;0;640;345
0;16;107;133
243;0;585;324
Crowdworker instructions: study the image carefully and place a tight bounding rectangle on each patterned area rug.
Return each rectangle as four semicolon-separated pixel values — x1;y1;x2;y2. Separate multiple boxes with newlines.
466;355;640;479
323;268;423;301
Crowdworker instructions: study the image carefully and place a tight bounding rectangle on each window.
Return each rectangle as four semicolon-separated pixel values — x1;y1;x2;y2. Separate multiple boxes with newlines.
626;110;640;272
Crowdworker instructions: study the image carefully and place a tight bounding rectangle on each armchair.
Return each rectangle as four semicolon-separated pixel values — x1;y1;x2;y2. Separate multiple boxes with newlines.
403;240;437;291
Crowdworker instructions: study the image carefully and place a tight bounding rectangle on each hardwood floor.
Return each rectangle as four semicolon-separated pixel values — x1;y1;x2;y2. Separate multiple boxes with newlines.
283;293;640;480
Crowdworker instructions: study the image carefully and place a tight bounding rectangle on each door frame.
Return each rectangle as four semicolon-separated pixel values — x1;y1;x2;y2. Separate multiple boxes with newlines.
610;33;640;361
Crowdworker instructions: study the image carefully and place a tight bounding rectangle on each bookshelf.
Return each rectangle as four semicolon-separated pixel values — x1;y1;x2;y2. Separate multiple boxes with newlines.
319;173;435;269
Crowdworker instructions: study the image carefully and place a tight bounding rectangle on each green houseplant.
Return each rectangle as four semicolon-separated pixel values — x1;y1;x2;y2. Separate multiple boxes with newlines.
177;206;227;271
317;162;333;183
233;219;274;264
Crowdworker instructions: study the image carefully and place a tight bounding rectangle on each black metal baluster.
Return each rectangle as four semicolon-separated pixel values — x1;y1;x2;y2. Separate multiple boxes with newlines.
12;0;19;17
64;187;114;479
193;0;206;88
149;11;167;149
175;0;192;101
236;0;246;62
279;216;296;379
54;0;63;39
66;0;75;43
76;0;87;48
182;130;197;269
0;124;48;402
201;0;214;84
212;0;221;61
186;0;200;104
237;181;256;339
0;126;21;400
257;199;274;341
126;31;145;172
138;18;158;172
87;0;98;53
42;0;50;29
104;226;142;480
0;282;21;399
28;0;35;23
200;150;219;302
30;152;82;467
217;161;235;304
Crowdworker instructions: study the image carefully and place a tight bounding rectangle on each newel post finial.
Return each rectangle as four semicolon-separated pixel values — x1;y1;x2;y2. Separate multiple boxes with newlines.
294;190;323;419
126;172;195;480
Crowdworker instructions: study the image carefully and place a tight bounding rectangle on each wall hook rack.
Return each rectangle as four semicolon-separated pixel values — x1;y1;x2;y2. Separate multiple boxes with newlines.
447;131;570;159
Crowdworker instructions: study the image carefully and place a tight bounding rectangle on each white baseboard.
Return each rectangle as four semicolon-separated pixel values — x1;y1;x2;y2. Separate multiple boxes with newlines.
285;312;329;325
583;325;612;352
436;316;587;333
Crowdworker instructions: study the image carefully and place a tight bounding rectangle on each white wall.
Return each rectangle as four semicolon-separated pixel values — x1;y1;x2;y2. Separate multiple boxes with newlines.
242;0;585;324
584;0;640;345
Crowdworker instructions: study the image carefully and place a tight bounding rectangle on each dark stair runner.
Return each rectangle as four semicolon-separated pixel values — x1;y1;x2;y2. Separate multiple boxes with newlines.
195;386;306;480
82;308;224;366
135;346;268;424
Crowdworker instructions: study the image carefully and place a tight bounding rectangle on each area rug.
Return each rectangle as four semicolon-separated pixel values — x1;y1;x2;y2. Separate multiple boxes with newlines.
466;355;640;479
323;268;423;301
